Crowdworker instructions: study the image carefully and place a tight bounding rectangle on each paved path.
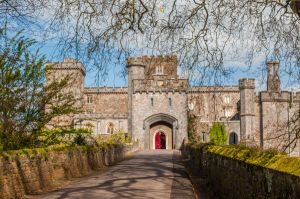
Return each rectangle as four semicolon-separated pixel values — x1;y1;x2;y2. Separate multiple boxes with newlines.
39;150;196;199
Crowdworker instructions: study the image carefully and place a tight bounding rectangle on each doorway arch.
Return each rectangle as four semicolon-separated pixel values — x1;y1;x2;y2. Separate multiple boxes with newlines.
144;113;178;150
229;132;238;145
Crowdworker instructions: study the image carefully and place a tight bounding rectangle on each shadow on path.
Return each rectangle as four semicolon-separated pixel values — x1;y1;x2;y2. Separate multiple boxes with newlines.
35;150;196;199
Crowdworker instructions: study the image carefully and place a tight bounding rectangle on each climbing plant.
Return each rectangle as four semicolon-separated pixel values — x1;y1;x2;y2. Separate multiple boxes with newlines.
188;113;199;143
209;122;228;145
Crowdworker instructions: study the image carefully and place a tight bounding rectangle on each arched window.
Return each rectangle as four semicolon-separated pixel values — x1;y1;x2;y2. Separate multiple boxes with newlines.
106;122;114;134
229;132;238;145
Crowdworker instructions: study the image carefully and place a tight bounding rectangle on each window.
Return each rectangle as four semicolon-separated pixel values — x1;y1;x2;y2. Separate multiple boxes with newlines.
87;95;93;104
106;122;114;134
224;108;231;118
202;132;206;142
224;96;230;104
151;97;154;106
156;66;164;75
169;98;172;106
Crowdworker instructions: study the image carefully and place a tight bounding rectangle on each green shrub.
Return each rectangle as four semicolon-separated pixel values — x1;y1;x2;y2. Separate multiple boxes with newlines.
71;128;92;146
38;128;68;146
38;128;92;147
209;122;228;145
95;132;130;147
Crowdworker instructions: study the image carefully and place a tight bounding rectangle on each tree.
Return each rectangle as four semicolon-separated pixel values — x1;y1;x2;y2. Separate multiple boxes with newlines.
209;122;228;145
0;1;299;85
288;109;300;152
0;31;79;150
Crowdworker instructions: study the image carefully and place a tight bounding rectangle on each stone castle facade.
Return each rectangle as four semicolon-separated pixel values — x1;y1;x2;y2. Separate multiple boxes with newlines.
46;56;300;155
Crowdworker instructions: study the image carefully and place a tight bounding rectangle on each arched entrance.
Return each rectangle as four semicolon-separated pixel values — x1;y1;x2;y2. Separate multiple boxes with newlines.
229;132;238;145
143;113;178;150
155;131;166;149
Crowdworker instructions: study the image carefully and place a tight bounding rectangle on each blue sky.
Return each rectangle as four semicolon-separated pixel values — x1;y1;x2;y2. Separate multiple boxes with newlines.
35;35;298;92
2;0;299;92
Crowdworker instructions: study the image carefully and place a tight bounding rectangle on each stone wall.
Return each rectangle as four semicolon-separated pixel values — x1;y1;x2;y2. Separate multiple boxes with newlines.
0;143;138;199
259;91;300;156
182;143;300;199
188;86;240;122
83;87;128;114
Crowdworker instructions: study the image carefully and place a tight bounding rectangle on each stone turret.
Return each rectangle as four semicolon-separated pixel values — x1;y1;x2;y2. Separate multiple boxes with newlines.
126;58;146;135
239;78;256;144
267;61;281;92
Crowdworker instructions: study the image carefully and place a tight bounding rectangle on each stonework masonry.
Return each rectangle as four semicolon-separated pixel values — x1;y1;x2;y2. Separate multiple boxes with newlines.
46;57;300;155
0;144;139;199
183;144;300;199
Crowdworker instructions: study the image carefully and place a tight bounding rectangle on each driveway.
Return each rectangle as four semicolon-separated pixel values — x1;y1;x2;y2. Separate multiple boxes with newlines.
38;150;196;199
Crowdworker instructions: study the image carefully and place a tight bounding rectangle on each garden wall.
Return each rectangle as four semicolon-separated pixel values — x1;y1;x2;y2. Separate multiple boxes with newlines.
0;143;139;199
182;144;300;199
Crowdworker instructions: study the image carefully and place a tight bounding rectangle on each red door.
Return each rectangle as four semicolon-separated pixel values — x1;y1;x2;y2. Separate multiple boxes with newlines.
155;132;161;149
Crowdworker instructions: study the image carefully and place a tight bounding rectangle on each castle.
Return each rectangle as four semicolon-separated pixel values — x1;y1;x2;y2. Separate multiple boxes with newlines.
46;56;300;156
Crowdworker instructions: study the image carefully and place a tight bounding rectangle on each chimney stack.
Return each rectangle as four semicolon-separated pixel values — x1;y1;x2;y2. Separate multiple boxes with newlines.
266;61;281;92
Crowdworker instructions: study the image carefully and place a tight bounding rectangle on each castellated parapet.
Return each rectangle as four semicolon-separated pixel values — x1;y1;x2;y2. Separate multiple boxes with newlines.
132;79;188;93
46;58;86;76
260;91;291;102
127;55;178;79
127;55;177;66
239;78;255;89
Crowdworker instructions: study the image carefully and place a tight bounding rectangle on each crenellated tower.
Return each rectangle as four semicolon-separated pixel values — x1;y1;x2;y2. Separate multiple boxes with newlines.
45;58;85;127
126;55;188;149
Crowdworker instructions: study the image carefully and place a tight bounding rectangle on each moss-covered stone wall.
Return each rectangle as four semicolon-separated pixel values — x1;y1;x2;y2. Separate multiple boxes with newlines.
182;143;300;199
0;143;138;199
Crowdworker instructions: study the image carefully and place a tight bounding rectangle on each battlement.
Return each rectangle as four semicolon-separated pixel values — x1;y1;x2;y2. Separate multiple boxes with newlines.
132;78;188;93
84;87;128;94
260;91;292;102
239;78;255;89
46;58;86;76
74;113;128;119
189;86;239;93
127;55;177;66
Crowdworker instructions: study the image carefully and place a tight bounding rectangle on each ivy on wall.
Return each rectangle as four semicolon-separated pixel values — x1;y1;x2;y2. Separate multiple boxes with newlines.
188;113;199;142
209;122;228;145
